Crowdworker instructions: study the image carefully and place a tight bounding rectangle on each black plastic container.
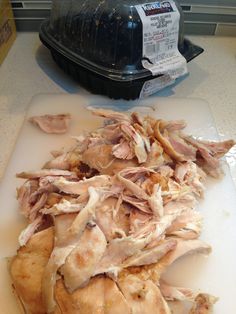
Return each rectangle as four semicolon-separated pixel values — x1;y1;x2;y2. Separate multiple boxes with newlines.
39;0;204;99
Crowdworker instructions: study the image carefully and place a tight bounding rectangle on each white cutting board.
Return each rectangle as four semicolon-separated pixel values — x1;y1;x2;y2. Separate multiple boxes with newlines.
0;94;236;314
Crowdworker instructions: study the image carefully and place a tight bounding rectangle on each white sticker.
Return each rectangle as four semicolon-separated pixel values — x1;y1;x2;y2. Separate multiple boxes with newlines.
135;1;188;78
140;74;175;98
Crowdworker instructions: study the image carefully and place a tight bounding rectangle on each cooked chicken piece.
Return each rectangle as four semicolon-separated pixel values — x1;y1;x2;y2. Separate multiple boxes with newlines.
174;162;206;197
44;152;71;170
189;293;218;314
160;280;195;301
129;210;152;234
29;192;48;221
133;122;148;140
96;197;130;241
154;120;187;162
16;169;75;179
117;167;154;200
82;144;138;175
55;276;131;314
84;111;150;164
53;175;111;195
29;113;71;134
60;224;107;292
42;187;101;312
122;239;177;268
95;217;180;278
43;151;80;171
102;277;131;314
141;172;169;196
184;137;235;177
16;179;39;218
162;178;192;204
68;186;107;237
164;194;196;215
91;108;131;123
10;227;54;314
186;137;235;159
148;183;164;217
42;218;77;312
166;209;202;240
36;176;60;194
156;239;211;275
197;139;235;158
98;122;121;142
112;199;131;235
142;115;156;134
17;179;49;222
45;192;63;207
159;165;175;178
133;212;183;243
18;215;44;246
153;119;197;162
120;239;211;284
112;138;135;160
164;120;187;132
122;194;151;214
144;141;165;168
118;275;171;314
168;132;197;161
42;198;84;216
11;227;130;314
120;122;148;163
94;236;149;278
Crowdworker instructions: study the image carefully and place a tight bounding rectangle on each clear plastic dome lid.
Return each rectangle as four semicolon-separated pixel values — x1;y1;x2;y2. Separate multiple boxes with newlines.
40;0;194;82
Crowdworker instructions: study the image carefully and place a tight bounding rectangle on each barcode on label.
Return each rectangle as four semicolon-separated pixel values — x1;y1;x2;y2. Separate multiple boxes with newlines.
144;42;160;57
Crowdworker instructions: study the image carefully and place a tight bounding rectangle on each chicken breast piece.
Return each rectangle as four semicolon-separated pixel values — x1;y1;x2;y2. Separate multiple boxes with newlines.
60;224;107;292
96;197;130;241
55;276;131;314
11;227;130;314
120;239;211;284
122;239;177;268
161;239;211;270
10;227;54;314
42;187;101;312
118;275;171;314
94;236;149;278
82;144;138;175
29;113;71;134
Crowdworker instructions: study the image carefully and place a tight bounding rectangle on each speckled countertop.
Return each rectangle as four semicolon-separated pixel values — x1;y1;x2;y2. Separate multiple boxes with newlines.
0;33;236;184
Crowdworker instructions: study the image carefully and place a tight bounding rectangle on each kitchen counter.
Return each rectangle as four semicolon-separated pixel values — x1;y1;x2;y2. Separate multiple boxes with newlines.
0;32;236;184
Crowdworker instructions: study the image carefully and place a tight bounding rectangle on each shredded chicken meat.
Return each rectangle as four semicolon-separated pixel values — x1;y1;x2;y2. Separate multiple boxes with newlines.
11;108;235;314
29;113;71;134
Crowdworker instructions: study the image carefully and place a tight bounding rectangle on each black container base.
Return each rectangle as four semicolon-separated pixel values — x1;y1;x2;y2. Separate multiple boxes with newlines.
40;34;204;100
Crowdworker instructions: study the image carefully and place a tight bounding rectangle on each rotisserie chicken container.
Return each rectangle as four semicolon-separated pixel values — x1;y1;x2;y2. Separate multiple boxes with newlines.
39;0;203;100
